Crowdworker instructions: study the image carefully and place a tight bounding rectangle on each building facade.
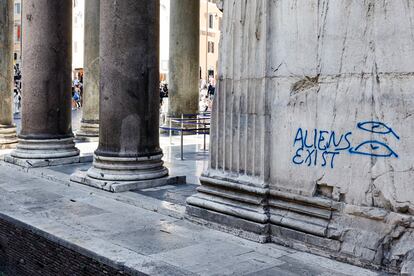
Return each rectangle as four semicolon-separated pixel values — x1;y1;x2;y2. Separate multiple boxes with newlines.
13;0;21;67
158;0;223;84
160;0;170;81
199;0;222;83
72;0;84;77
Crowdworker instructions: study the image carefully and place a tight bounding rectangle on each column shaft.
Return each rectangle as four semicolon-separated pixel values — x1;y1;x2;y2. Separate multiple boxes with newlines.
168;0;200;117
87;0;167;181
77;0;100;140
10;0;79;160
0;0;17;148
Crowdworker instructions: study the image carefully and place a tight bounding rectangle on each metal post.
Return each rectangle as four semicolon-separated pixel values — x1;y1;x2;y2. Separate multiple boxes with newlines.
181;130;184;160
204;125;206;151
169;117;172;145
181;114;184;160
196;114;199;139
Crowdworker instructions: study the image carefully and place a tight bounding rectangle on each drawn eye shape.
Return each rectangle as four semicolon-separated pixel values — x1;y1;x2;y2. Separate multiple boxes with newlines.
349;140;398;158
357;121;400;140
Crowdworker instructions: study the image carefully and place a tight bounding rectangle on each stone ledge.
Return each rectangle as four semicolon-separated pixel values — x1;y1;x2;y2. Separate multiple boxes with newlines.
0;142;17;150
185;204;270;243
74;136;99;143
70;170;186;193
3;153;93;168
4;155;82;168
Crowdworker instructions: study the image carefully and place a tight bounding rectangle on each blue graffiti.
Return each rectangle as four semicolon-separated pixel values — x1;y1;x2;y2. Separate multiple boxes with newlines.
348;140;398;158
357;121;400;140
292;128;351;168
292;121;400;169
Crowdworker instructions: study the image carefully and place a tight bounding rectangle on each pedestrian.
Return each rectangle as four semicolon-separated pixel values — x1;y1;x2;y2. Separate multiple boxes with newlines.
203;95;210;112
163;83;168;98
13;89;20;114
73;87;81;109
208;83;215;98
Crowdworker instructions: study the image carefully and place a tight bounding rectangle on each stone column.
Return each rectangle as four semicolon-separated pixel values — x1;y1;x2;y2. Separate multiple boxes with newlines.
6;0;79;167
0;0;17;149
168;0;200;117
187;0;414;272
76;0;168;187
76;0;100;141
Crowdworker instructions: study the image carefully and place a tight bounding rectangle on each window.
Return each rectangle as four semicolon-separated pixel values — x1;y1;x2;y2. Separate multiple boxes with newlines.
208;41;215;53
15;3;20;14
209;14;214;29
16;25;21;42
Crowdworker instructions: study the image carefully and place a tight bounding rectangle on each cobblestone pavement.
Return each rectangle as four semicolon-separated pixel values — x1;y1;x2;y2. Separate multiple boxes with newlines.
0;138;386;275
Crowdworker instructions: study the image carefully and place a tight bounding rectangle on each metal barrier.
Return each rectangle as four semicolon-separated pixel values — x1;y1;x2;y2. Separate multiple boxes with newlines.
160;113;211;160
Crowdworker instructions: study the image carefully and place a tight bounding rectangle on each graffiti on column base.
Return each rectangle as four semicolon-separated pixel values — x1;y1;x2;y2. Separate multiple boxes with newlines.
292;121;399;169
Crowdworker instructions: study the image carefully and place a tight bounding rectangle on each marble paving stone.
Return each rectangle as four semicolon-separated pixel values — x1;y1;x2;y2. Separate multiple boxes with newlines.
249;257;349;276
151;241;284;275
105;227;197;256
132;183;198;205
12;189;64;207
287;252;378;276
25;199;109;221
66;212;178;236
0;180;47;192
49;161;92;175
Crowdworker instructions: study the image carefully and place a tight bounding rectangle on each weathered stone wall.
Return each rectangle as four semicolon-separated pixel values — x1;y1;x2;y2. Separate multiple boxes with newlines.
0;215;132;276
267;1;414;271
269;0;414;212
187;0;414;273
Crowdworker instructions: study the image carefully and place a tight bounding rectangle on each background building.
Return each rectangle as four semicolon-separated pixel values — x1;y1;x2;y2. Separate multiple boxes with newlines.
159;0;223;84
160;0;170;81
72;0;85;79
199;0;222;84
13;0;22;68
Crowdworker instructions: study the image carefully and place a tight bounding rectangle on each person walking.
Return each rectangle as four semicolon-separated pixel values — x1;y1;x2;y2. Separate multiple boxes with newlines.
13;89;21;114
73;87;81;109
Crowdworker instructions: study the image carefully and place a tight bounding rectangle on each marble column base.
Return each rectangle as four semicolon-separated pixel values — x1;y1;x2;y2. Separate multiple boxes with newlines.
4;137;80;168
87;154;169;181
185;174;270;243
76;121;99;142
71;170;185;193
0;125;18;149
70;153;174;192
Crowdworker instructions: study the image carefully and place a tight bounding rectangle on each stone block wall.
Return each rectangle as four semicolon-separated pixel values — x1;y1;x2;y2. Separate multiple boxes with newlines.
0;215;131;276
187;0;414;273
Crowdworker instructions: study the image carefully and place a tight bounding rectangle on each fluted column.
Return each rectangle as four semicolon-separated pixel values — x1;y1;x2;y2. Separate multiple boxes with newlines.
168;0;200;117
7;0;79;166
86;0;168;182
0;0;17;149
77;0;100;141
